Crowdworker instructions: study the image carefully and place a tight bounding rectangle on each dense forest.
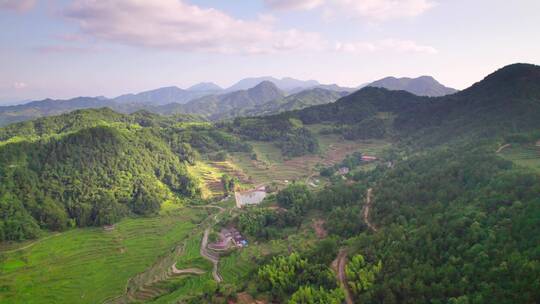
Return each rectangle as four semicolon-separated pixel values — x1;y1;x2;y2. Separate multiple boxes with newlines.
0;109;248;241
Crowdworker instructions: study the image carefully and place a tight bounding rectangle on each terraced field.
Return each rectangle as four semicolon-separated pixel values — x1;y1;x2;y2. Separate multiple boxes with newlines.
230;131;391;185
0;209;206;304
188;160;250;199
500;143;540;173
175;234;212;271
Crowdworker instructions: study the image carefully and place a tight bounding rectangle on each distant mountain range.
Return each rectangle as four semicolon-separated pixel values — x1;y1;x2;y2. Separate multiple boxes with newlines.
226;77;320;92
0;74;457;126
157;81;285;120
155;82;350;120
366;76;457;97
113;86;220;105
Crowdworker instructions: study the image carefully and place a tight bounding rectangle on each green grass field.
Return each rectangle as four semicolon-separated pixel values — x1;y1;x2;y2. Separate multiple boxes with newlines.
146;272;216;304
0;208;206;304
500;144;540;173
175;233;212;271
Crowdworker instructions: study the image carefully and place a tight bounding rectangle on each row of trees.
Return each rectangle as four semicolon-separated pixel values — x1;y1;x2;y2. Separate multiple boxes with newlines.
257;252;342;303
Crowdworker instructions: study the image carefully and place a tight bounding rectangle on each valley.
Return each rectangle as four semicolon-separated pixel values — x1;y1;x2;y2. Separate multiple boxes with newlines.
0;64;539;303
2;1;539;302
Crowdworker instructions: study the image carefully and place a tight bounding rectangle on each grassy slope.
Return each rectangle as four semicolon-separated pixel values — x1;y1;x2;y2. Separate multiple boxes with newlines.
0;208;205;304
500;143;540;173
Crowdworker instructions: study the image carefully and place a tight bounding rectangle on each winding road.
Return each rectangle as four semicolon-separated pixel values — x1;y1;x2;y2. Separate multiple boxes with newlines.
496;143;511;153
335;249;354;304
171;264;206;275
363;188;377;232
201;228;223;282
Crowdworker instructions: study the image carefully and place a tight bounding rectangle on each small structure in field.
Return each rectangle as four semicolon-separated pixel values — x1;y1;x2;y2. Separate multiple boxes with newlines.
103;224;116;231
337;167;350;175
361;156;378;162
208;228;248;250
235;186;267;208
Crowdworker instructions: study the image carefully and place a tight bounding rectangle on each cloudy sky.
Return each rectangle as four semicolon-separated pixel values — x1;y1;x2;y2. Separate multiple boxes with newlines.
0;0;539;103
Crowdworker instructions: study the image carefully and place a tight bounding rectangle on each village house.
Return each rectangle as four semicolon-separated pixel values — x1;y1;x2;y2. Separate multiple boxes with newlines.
337;167;350;175
208;228;248;251
361;155;378;162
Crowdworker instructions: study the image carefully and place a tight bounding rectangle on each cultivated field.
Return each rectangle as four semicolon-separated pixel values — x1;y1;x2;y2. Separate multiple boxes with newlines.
230;128;391;185
500;143;540;173
0;208;207;304
188;160;250;199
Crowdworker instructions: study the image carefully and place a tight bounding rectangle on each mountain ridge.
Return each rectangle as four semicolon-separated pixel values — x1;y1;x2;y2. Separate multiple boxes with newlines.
367;75;457;97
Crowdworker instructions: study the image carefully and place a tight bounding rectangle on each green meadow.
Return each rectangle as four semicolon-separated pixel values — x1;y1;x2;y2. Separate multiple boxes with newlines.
0;208;205;304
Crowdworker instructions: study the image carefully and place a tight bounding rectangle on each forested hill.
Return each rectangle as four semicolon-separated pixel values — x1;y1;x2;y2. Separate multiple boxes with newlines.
226;63;540;152
396;63;540;145
0;108;248;241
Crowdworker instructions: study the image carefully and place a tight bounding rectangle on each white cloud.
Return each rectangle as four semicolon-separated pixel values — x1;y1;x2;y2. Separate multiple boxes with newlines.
335;39;437;54
266;0;435;21
61;0;436;56
64;0;325;54
0;0;35;12
13;82;28;89
335;0;436;21
264;0;324;11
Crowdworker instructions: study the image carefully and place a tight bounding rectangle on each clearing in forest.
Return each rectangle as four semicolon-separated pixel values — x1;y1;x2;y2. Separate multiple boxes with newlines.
230;132;391;185
499;143;540;173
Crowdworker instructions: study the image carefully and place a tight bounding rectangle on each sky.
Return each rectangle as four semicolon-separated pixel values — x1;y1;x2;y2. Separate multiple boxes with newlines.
0;0;539;104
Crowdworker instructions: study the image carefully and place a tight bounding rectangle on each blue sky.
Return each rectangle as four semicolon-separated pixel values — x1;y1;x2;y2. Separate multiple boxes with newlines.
0;0;539;104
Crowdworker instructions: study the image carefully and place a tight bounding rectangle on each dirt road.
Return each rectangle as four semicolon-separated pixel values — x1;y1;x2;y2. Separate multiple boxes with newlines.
201;228;223;283
335;249;354;304
496;144;511;153
1;233;62;254
363;188;377;232
171;264;206;275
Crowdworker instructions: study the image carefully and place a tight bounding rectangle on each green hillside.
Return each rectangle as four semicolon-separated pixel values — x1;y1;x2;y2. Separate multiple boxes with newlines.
0;63;539;303
0;108;248;241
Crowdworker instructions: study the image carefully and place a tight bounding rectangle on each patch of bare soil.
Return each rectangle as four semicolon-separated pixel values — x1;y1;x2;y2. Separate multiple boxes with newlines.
312;219;327;239
363;188;378;232
233;292;267;304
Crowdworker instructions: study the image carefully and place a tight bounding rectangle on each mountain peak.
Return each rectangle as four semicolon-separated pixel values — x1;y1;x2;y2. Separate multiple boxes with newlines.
187;82;223;92
461;63;540;98
481;63;540;84
251;80;280;90
227;77;320;92
247;81;283;102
